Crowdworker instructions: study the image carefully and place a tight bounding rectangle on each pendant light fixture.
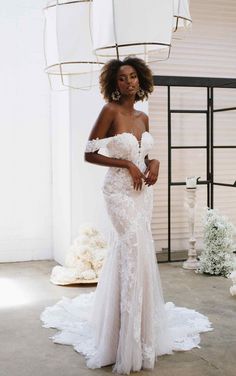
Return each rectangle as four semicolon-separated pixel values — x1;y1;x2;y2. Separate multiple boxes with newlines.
43;0;103;89
92;0;174;61
43;0;192;90
173;0;192;32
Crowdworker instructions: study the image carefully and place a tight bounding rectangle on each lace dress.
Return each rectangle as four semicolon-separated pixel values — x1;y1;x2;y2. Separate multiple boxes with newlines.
40;132;213;374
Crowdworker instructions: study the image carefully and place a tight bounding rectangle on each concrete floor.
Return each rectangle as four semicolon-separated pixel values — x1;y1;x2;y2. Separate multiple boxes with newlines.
0;260;235;376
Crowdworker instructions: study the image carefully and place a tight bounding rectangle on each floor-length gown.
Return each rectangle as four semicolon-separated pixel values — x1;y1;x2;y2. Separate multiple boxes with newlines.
40;131;213;374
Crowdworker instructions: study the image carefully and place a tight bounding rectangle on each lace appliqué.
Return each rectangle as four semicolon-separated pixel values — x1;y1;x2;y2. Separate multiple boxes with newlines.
85;137;110;153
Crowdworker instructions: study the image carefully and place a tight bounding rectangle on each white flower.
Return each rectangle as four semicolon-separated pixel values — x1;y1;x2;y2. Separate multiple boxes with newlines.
75;259;92;277
50;265;78;285
92;260;104;272
74;235;90;246
78;249;93;262
91;248;107;262
229;270;236;283
73;244;92;258
86;237;101;249
52;224;108;283
197;208;236;278
230;285;236;296
80;269;97;280
79;224;99;237
93;235;107;248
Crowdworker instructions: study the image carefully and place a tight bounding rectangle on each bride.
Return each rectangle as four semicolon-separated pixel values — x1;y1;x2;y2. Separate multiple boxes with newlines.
41;57;212;374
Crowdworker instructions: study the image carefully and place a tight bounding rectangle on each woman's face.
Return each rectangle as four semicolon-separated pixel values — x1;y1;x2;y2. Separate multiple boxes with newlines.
116;65;139;97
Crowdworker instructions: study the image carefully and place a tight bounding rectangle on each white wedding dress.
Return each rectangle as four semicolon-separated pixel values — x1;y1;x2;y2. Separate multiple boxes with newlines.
41;131;213;374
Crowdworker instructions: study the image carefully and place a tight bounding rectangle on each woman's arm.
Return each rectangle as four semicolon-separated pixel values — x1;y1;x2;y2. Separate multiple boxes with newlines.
85;104;131;169
144;158;160;186
142;112;154;167
141;112;160;186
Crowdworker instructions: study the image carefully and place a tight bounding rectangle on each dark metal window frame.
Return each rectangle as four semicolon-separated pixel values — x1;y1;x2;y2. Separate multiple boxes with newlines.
153;75;236;262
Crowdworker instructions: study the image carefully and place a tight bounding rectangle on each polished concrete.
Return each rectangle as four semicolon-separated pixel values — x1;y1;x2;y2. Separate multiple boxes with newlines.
0;260;235;376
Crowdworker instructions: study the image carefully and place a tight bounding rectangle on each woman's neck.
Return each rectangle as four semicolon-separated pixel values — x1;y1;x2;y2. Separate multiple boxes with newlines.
119;96;135;114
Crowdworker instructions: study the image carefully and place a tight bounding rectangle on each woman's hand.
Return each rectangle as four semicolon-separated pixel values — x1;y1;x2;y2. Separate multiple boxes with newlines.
144;159;160;186
127;162;146;191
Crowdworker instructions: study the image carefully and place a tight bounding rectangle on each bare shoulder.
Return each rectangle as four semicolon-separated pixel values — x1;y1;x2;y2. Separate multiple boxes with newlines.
88;103;116;140
103;102;122;116
138;111;149;131
102;102;116;113
138;111;148;120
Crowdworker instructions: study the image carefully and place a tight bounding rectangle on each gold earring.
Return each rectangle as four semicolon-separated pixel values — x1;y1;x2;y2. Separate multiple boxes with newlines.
111;89;121;101
137;88;145;98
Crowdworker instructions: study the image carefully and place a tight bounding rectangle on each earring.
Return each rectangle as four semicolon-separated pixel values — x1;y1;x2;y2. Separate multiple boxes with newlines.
137;88;145;98
111;89;121;101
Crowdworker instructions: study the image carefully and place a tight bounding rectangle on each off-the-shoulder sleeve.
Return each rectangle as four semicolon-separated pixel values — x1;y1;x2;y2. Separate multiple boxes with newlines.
85;137;111;153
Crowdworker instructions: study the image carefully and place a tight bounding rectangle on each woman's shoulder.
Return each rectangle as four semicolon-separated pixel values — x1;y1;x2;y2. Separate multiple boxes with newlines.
101;102;119;115
135;110;148;118
137;110;149;130
96;103;117;125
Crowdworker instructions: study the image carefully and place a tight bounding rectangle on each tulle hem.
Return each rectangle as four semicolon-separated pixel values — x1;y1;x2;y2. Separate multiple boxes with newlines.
40;291;213;374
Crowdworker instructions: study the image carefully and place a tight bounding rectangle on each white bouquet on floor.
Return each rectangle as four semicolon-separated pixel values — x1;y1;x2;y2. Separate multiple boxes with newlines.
197;208;236;278
50;224;108;285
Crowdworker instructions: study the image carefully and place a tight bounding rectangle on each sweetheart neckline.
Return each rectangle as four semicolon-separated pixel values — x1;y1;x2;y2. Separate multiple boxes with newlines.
93;131;150;144
113;131;149;144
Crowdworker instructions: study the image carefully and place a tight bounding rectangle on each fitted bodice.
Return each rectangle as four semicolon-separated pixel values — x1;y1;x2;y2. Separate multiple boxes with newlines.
85;131;154;195
85;131;154;168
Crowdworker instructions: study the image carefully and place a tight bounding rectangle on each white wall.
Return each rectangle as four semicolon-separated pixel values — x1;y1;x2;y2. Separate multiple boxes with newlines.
51;80;111;265
70;84;110;241
50;89;71;265
0;1;52;261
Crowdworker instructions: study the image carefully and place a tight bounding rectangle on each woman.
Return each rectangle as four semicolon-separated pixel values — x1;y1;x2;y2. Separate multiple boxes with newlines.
41;57;212;375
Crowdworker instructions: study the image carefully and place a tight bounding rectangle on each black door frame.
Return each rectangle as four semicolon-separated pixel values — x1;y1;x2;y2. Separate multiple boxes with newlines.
153;75;236;262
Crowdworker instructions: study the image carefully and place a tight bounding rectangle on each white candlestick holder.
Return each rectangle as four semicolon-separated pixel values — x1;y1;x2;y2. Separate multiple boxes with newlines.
183;186;199;270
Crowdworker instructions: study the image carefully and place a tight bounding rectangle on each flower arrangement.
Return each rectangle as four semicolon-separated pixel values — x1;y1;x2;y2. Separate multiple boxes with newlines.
50;224;108;285
197;208;236;278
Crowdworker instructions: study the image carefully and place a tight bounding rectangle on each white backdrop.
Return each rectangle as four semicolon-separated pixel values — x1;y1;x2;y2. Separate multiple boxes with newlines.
0;1;52;262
